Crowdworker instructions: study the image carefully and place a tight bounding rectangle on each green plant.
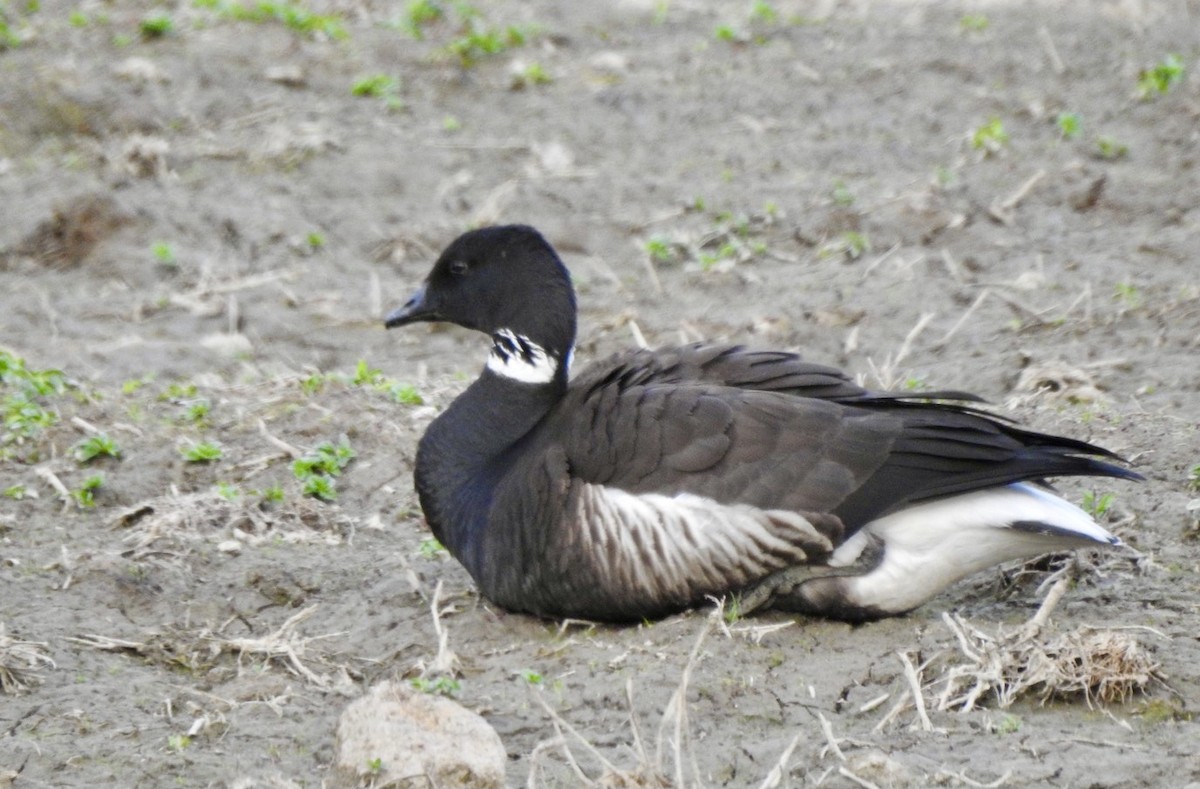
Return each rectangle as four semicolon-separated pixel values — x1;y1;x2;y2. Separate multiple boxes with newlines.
517;668;543;685
959;13;988;31
72;474;103;508
183;398;211;424
139;12;172;37
994;713;1021;734
512;61;550;88
418;537;446;559
398;0;443;37
1082;490;1115;520
194;0;347;40
1095;136;1128;160
293;438;355;501
1114;282;1142;309
1187;464;1200;492
4;484;29;499
819;231;871;261
166;733;191;752
645;238;673;263
444;7;527;67
831;179;855;207
216;482;240;501
73;434;120;463
68;9;87;26
261;484;285;503
305;231;325;249
181;441;222;462
713;24;738;42
2;350;69;449
151;241;176;266
1137;54;1184;99
351;74;396;98
749;1;777;24
366;757;383;774
971;117;1009;154
1056;112;1081;140
410;676;460;696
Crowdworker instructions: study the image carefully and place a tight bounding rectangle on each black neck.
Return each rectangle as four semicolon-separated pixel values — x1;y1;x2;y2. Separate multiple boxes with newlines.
414;369;565;575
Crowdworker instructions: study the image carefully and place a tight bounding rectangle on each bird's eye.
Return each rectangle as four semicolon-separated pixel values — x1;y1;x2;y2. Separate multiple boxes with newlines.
449;260;469;277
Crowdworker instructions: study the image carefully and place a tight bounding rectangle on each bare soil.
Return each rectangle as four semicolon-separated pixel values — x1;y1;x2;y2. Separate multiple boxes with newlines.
2;1;1199;787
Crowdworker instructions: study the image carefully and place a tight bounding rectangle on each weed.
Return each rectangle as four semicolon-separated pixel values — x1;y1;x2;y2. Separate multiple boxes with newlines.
819;231;870;261
72;474;103;508
351;74;395;98
1137;54;1184;99
68;9;87;27
73;434;120;463
442;115;461;132
714;24;738;42
194;0;347;40
2;351;69;450
293;438;355;501
749;1;777;24
1113;282;1142;309
1056;112;1081;140
442;5;528;67
139;13;172;38
159;382;198;402
511;61;551;89
959;13;988;32
181;441;222;463
4;484;30;499
183;398;211;425
1187;464;1200;492
993;713;1021;734
261;484;285;503
306;231;325;250
418;537;446;559
645;237;674;263
410;676;460;696
366;757;383;774
831;179;855;207
216;482;240;501
1082;491;1115;520
517;668;543;685
971;117;1009;154
151;242;176;266
398;0;443;38
1095;136;1128;160
167;733;191;752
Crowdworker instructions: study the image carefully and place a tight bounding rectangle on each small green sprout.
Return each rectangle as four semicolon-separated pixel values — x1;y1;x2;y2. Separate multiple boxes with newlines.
181;441;223;463
73;474;104;508
399;0;443;37
749;1;777;24
714;24;738;42
366;757;383;774
261;484;285;503
645;238;674;263
151;242;176;266
831;180;855;207
351;74;396;98
512;61;551;88
1056;112;1081;140
1187;464;1200;492
971;117;1009;154
418;537;446;559
819;231;871;261
1114;282;1142;308
216;482;240;501
69;10;88;27
184;398;211;424
959;14;988;32
166;733;191;752
994;714;1021;734
517;668;543;685
1082;491;1115;520
1137;54;1184;99
73;434;121;463
293;439;355;501
4;484;30;499
139;13;173;38
442;115;461;132
306;231;325;249
1095;136;1128;160
410;676;460;696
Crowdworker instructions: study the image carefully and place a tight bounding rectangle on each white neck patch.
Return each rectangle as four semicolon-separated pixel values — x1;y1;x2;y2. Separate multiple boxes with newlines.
486;329;560;384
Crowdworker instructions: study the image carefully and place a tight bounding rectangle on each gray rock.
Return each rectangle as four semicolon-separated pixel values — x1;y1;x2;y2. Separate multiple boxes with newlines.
332;680;506;789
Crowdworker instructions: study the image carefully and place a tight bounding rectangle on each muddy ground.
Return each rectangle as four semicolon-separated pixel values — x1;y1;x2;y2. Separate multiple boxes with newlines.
2;0;1199;787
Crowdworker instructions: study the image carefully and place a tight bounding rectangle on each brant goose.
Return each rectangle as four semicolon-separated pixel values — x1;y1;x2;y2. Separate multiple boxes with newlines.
385;225;1141;622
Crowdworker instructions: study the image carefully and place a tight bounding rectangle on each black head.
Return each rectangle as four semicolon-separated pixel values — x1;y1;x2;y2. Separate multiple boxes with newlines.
384;225;577;358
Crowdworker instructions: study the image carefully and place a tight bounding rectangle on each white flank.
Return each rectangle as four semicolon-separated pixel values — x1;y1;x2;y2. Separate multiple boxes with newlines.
573;484;832;603
486;329;558;384
832;482;1120;615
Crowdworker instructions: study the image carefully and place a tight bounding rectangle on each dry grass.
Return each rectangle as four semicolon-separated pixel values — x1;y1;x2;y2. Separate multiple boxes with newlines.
0;622;55;694
934;578;1166;712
